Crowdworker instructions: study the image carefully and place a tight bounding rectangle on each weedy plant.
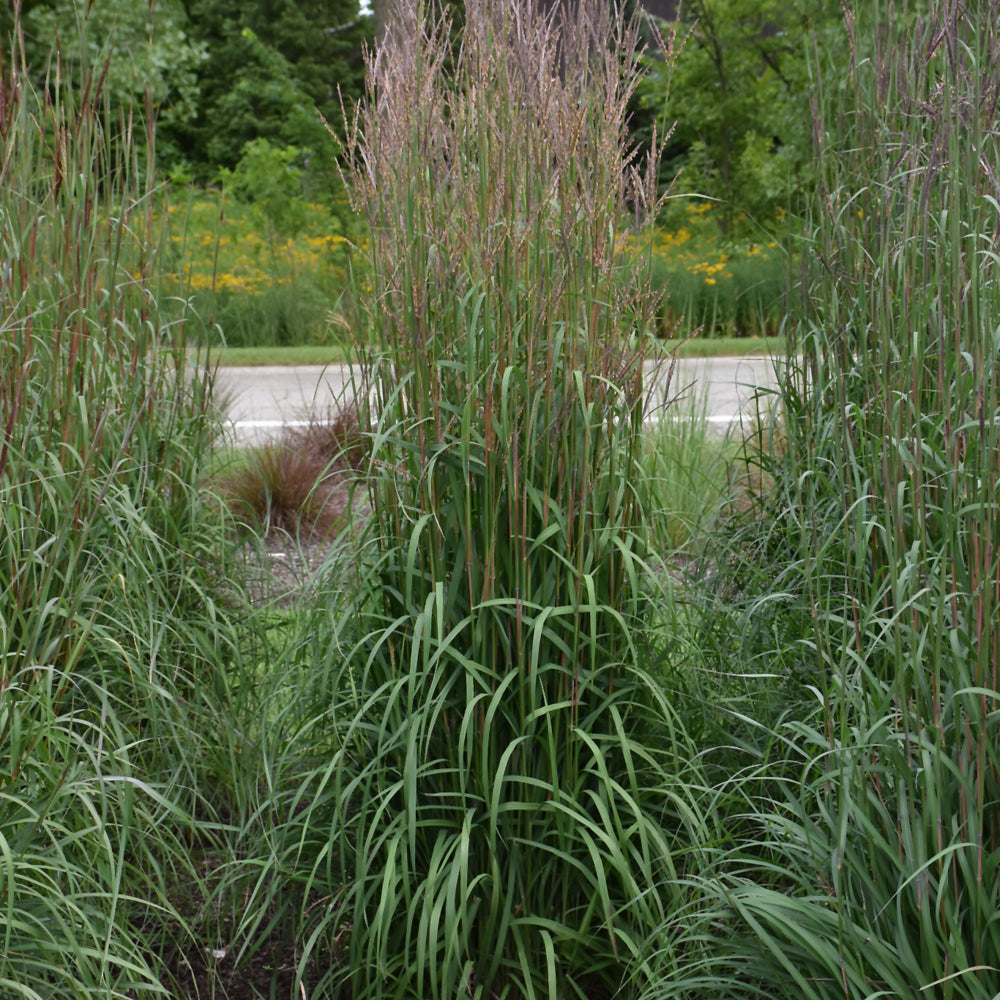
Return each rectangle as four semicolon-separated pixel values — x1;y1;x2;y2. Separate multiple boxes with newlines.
649;2;1000;997
262;1;713;997
642;386;741;553
0;19;251;998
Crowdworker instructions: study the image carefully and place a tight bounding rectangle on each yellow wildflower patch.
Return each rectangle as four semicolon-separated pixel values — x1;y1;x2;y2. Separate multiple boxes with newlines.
160;194;358;300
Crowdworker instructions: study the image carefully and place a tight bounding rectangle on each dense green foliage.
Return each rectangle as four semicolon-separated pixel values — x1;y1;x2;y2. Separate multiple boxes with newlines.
12;0;205;126
635;0;843;234
3;0;999;997
161;0;369;187
6;0;371;191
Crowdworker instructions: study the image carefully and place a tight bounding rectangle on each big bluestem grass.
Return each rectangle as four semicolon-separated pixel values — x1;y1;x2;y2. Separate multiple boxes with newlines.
649;3;1000;996
0;21;254;997
249;2;715;997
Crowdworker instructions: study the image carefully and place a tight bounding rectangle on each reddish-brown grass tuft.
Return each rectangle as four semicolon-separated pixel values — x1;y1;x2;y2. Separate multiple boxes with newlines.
216;403;368;540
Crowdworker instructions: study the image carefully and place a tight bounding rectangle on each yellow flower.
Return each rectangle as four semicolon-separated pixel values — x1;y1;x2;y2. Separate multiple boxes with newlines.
705;278;716;285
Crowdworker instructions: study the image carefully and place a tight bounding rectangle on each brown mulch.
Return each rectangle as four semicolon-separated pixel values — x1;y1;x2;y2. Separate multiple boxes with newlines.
162;941;323;999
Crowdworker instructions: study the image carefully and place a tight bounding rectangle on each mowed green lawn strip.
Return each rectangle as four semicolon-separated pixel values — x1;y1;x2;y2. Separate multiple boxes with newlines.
207;335;785;367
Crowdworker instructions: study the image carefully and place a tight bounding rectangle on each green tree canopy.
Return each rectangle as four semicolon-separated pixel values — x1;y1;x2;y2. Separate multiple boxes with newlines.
164;0;370;186
11;0;205;128
636;0;843;233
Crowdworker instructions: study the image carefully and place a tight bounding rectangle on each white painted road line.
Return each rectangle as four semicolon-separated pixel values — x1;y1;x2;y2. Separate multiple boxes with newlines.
218;355;780;445
224;412;744;435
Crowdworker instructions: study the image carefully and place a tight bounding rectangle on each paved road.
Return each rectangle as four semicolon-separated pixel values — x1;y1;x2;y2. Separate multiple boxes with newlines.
217;354;782;446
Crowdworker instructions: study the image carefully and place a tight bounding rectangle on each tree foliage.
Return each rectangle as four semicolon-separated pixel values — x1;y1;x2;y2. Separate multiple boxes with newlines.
636;0;844;233
12;0;205;127
163;0;369;185
2;0;370;190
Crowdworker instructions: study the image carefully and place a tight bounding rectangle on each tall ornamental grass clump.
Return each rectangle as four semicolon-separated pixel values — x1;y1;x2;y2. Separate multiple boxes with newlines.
662;3;1000;996
275;2;711;997
1;24;244;998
